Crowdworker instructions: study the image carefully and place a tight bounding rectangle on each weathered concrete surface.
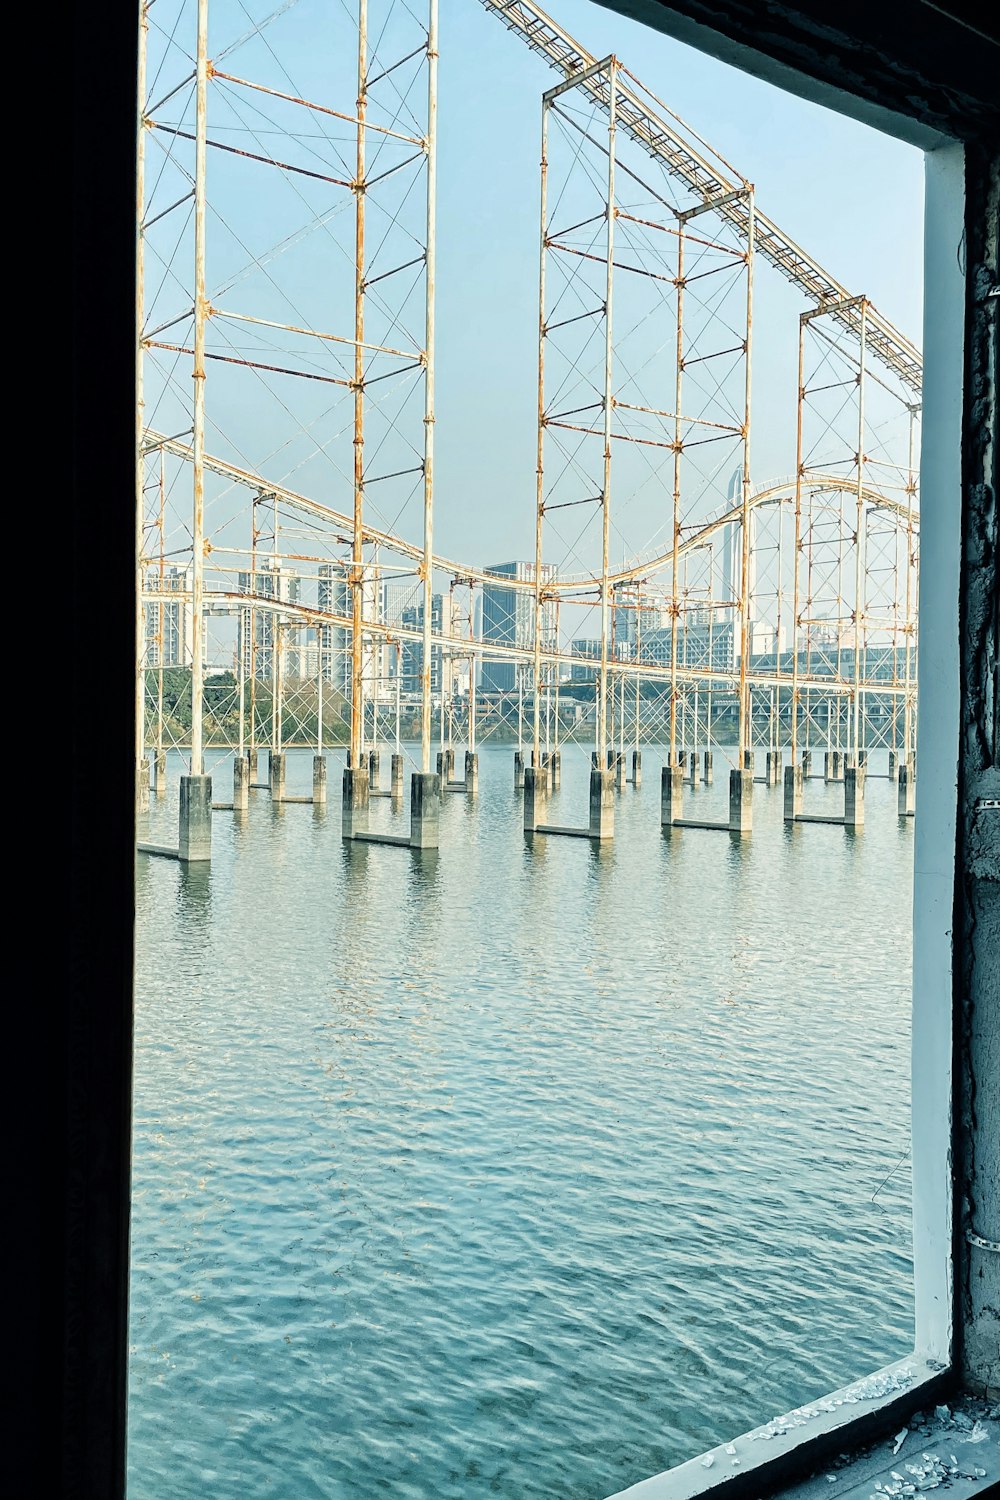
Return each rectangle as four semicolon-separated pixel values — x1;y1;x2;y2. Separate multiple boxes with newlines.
312;755;327;806
368;749;380;791
784;763;803;821
589;766;614;839
703;750;713;785
729;768;752;833
409;771;440;848
956;143;1000;1400
341;764;369;839
269;751;286;802
631;749;642;788
178;774;212;863
514;750;525;788
390;752;404;797
137;758;150;812
844;764;866;830
523;765;545;833
898;761;916;817
233;755;249;811
464;751;479;794
661;764;683;827
153;749;167;796
550;750;561;789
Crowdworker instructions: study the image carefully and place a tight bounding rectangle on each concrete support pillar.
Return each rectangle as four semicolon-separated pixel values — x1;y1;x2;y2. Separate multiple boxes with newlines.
368;749;380;791
661;764;683;827
801;749;812;779
550;750;561;789
898;760;916;816
589;766;614;839
409;771;440;848
464;751;479;795
687;752;700;786
269;751;286;802
678;750;687;769
246;747;258;779
765;749;782;786
743;749;754;772
858;749;868;768
514;751;525;788
591;750;602;770
888;749;899;781
729;768;753;834
178;774;212;862
631;749;641;788
703;750;713;786
153;749;167;796
844;763;866;830
137;758;150;813
233;755;249;811
825;750;844;783
436;750;448;794
523;764;544;833
391;752;404;797
342;764;369;839
783;763;803;822
614;752;627;791
446;747;455;780
312;754;327;806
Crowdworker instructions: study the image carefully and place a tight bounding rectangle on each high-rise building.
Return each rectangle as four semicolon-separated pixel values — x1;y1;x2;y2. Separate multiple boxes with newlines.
399;592;455;698
237;559;302;680
144;564;194;668
317;564;381;699
480;561;557;694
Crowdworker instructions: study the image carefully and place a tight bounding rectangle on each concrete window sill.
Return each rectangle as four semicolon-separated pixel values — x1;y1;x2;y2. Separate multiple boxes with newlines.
608;1362;1000;1500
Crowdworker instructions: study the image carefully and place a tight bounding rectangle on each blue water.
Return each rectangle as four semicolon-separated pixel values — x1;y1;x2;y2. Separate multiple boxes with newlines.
128;744;914;1499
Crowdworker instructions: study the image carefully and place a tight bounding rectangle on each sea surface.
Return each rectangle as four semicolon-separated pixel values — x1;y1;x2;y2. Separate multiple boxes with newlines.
128;742;914;1500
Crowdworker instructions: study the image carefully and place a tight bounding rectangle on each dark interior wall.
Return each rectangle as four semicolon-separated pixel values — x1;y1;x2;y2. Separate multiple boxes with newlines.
56;2;999;1494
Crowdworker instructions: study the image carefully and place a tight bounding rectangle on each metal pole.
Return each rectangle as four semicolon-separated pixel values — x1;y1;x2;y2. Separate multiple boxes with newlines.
419;0;438;775
135;0;149;800
190;0;209;777
395;642;402;753
350;0;367;770
532;95;548;769
853;301;867;763
316;621;324;752
597;61;617;763
737;189;755;762
669;217;684;765
903;404;918;758
156;453;165;753
791;314;805;763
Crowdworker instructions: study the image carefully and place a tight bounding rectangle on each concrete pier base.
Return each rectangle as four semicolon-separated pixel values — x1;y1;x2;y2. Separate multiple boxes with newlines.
631;750;641;788
765;749;782;787
898;760;916;816
678;750;687;769
178;774;212;862
844;764;866;830
661;764;683;827
137;758;150;812
436;751;447;794
743;749;754;773
825;750;844;782
368;749;381;791
514;751;525;788
703;750;713;785
858;749;869;768
888;750;899;781
550;750;561;789
614;752;627;791
246;747;258;779
409;771;440;848
233;755;250;811
391;752;404;797
342;764;369;839
523;765;545;833
784;763;804;821
269;751;286;802
688;752;700;786
729;768;753;834
312;755;327;806
589;766;614;839
464;751;479;794
591;750;602;770
153;750;167;796
801;749;812;778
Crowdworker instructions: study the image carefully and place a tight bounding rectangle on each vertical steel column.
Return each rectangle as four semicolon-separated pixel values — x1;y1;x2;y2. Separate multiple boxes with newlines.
350;0;368;770
156;454;165;755
419;0;438;775
904;403;918;759
597;60;617;762
736;189;755;763
669;219;684;765
853;301;868;763
533;94;548;769
135;0;149;803
189;0;209;777
791;314;806;763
